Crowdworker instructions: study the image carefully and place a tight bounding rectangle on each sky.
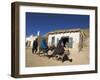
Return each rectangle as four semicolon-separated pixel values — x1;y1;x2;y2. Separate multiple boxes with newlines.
26;12;89;37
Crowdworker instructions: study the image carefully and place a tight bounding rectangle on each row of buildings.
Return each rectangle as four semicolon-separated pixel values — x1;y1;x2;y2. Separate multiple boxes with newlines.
26;29;86;52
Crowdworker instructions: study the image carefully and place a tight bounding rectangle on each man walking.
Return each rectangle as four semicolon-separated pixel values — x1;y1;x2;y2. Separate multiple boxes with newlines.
32;38;38;54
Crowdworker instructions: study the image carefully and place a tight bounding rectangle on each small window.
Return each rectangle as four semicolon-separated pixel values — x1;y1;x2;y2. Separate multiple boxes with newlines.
68;37;73;48
51;36;55;46
57;38;59;45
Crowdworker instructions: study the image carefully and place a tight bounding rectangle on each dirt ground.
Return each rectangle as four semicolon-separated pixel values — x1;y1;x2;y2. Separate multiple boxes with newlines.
25;47;89;67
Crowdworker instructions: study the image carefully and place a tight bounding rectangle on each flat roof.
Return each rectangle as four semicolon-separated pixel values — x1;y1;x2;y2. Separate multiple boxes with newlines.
48;28;80;34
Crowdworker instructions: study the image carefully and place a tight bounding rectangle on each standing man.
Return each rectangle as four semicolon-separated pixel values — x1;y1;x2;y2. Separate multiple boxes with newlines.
32;38;38;54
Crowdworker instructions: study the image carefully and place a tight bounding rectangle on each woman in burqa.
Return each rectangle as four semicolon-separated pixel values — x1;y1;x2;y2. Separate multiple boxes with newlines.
39;38;48;53
52;39;72;62
53;39;64;56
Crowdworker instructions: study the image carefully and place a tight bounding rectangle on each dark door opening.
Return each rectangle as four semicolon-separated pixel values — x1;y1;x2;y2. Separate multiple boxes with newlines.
61;37;69;47
61;37;73;48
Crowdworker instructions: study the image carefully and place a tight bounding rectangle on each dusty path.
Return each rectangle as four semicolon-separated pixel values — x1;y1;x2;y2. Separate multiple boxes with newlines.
26;47;89;67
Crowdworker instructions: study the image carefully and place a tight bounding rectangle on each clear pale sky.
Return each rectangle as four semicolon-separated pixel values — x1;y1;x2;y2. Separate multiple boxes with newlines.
26;12;89;37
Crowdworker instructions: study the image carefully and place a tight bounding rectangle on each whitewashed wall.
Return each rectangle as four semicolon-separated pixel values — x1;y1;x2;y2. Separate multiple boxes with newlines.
26;35;37;47
48;32;80;51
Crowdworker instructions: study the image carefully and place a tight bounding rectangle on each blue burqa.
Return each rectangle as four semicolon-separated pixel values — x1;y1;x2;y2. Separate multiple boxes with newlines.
40;39;48;53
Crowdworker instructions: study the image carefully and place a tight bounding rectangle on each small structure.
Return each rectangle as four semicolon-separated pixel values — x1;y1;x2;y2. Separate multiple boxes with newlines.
47;29;83;52
26;35;37;47
26;31;40;47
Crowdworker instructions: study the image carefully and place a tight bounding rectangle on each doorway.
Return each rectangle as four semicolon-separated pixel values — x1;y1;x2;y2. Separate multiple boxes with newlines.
61;37;69;47
61;37;73;48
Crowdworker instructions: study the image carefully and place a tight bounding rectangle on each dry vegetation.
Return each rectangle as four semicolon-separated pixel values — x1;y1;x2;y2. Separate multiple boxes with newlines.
81;29;89;48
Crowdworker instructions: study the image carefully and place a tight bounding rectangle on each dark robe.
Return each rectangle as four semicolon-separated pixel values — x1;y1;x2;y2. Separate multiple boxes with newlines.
32;39;38;53
53;40;64;56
